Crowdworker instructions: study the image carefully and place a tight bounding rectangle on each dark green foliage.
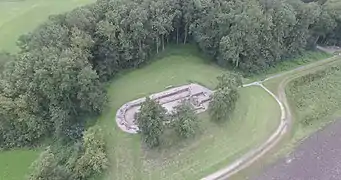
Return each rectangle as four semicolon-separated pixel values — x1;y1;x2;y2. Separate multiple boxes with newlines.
73;126;108;179
0;0;339;155
136;97;167;148
216;73;243;90
0;0;338;177
28;126;108;180
209;73;240;122
209;88;239;122
28;147;72;180
172;100;198;138
308;0;341;46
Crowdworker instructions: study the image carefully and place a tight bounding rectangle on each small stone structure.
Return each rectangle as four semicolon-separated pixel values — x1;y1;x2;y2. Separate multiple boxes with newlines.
115;83;213;133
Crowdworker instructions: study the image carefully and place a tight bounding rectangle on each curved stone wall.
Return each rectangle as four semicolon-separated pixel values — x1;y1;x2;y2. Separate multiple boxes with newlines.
115;83;213;133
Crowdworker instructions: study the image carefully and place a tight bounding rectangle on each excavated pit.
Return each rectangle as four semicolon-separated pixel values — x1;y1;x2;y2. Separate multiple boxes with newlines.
115;83;213;133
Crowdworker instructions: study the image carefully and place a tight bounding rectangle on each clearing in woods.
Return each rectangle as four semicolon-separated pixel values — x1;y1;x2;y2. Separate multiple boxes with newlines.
99;45;281;180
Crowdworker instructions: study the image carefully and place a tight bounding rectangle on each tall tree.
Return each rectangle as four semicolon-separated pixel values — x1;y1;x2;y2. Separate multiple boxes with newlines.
136;97;167;148
74;126;108;179
172;100;198;138
209;73;241;122
29;147;71;180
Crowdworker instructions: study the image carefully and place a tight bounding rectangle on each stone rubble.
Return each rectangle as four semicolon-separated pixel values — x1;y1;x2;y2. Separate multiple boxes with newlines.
115;83;213;133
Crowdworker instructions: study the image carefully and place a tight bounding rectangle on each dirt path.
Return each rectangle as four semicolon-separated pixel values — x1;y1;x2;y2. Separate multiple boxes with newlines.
202;55;341;180
202;83;288;180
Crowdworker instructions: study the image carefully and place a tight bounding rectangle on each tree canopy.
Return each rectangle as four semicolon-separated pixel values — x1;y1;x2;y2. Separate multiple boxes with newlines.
0;0;340;149
28;126;108;180
172;100;199;138
209;73;241;122
136;97;167;148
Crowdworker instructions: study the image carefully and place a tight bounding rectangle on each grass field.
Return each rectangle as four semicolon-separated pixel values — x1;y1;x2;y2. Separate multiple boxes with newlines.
264;57;341;156
286;61;341;144
97;45;281;180
0;149;40;180
0;0;95;53
229;56;341;180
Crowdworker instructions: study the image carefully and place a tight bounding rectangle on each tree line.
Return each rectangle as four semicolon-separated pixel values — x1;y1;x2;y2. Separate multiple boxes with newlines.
0;0;340;150
0;0;339;178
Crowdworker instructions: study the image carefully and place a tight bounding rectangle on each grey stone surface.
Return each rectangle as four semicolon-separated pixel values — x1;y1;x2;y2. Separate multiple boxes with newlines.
115;83;213;134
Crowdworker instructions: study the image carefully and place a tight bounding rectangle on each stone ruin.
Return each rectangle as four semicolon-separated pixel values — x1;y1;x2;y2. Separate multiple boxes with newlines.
115;83;213;133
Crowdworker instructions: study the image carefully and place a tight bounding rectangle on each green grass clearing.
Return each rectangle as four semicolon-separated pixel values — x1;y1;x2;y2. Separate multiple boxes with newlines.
97;45;281;180
229;56;341;180
0;0;95;53
0;149;40;180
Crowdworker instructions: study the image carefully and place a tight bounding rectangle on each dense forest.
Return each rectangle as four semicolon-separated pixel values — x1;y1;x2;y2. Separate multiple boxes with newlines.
0;0;340;177
1;0;340;149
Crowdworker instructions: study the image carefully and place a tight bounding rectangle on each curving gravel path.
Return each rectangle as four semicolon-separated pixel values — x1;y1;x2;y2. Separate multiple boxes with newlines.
202;81;290;180
203;55;341;180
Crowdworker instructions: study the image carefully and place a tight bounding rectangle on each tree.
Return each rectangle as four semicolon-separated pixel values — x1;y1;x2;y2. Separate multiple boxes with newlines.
2;0;340;151
136;97;166;148
28;147;72;180
73;126;108;179
209;87;239;122
172;100;198;138
320;0;341;46
209;73;241;122
216;73;243;90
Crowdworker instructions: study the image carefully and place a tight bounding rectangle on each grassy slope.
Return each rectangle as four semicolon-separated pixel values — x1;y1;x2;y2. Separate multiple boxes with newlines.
0;0;94;180
0;0;95;53
0;149;40;180
286;61;341;145
265;57;341;155
99;45;280;180
229;55;341;180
